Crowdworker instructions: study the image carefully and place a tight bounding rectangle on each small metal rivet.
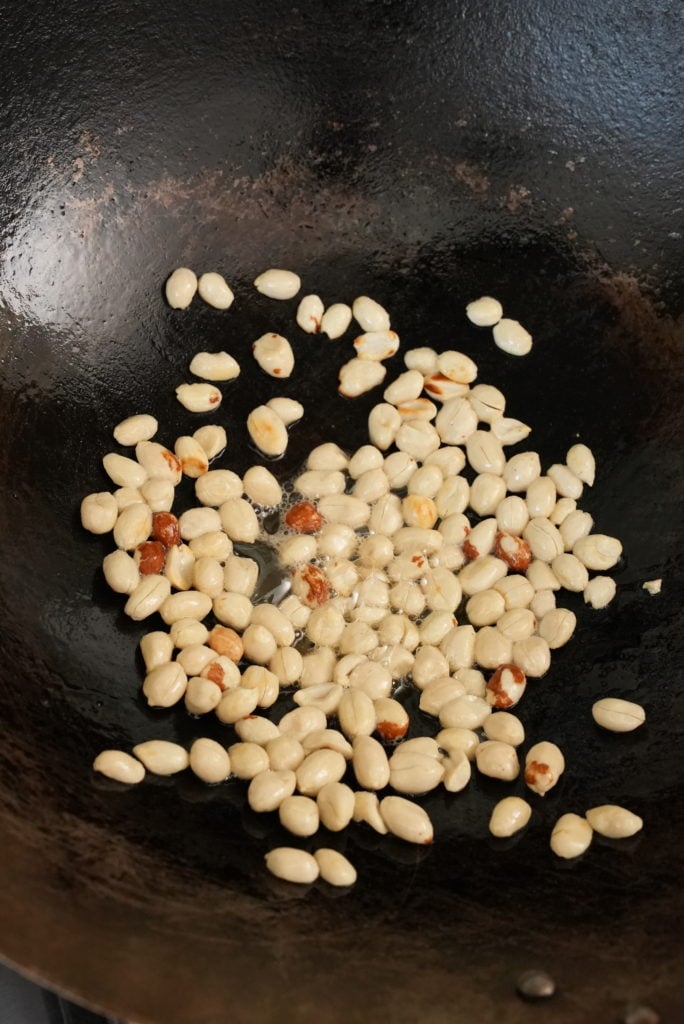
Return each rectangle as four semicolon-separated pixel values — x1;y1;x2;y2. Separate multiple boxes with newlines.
516;969;556;1000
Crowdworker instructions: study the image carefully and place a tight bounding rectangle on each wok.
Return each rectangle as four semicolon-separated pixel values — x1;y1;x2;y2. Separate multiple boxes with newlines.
0;1;682;1021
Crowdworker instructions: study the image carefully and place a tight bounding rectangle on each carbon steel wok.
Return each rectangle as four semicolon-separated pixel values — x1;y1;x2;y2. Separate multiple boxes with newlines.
0;1;682;1022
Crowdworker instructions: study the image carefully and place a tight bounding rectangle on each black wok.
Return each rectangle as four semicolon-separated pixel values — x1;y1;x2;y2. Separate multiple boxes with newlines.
0;1;682;1022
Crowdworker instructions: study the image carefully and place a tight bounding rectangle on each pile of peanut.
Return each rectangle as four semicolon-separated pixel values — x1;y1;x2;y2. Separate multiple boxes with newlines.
83;267;644;887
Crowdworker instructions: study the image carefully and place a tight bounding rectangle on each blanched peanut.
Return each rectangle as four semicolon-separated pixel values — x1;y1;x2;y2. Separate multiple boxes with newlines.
442;752;472;792
438;513;469;546
160;590;212;624
174;436;209;478
585;804;643;838
549;497;577;526
223;555;259;597
351;790;387;833
459;555;508;596
526;477;556;519
202;656;240;692
254;268;301;299
300;647;336;687
215;686;259;723
140;478;175;513
466;295;503;327
455;667;486;697
380;796;433;844
140;630;174;671
354;467;390;503
437;349;478;384
132;740;189;775
296;293;324;333
295;469;346;499
264;847;318;884
466;431;505;476
266;396;304;426
314;849;357;887
548;463;583;500
115;486;143;511
425;446;466;477
523;518;563;563
193;424;227;460
484;712;525;746
189;738;231;784
440;624;476;671
418;610;457;646
219;498;259;542
526;560;560;592
93;750;145;784
465;518;498;559
179;506;222;540
247;405;289;457
524;741;565;795
248;769;297;812
402;494;438;529
266;735;305;771
243;466;282;506
81;492;119;534
496;608;537;642
176;382;222;413
318;494;370;529
368;402;402;450
113;413;158;447
337;689;376;740
353;295;391;331
320;302;352;339
114;502;153;551
143;662;187;707
352;735;390;790
437;727;480;761
489;796;532;838
306;442;348;471
239;623;275;665
279;795;319;836
492;318;532;356
250;604;295;647
512;636;551;677
529;589;556;619
583;576;617;609
566;443;596;486
573;534;622;571
296;749;347;796
354;330;400;361
439;694;491;730
491;416;531;446
419;677;465;716
559;510;594;550
383;369;423;406
189;351;240;384
235;716;280;745
538;608;576;649
476;740;519;781
103;550;140;594
550;813;593;859
423;371;469;402
435;397;478;445
470;473;507;516
383;453;418;490
228;742;270;780
184;676;222;715
124;575;171;620
496;495;529;535
503;452;541;492
241;665;279;709
164;545;195;591
592;698;645;732
317;782;356;831
166;267;197;308
279;706;327;743
551;553;589;591
193;557;225;598
253;333;295;378
338;357;386;397
176;643;218;676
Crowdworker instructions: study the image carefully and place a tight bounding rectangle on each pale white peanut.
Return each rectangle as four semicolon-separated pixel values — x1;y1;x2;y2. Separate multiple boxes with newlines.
585;805;643;838
176;383;222;413
442;752;472;792
279;795;319;837
317;494;370;529
489;797;532;838
475;740;519;781
368;402;402;450
318;782;356;831
250;604;294;646
193;424;227;460
394;418;440;459
475;626;513;669
93;750;145;784
142;662;187;708
503;452;541;492
512;636;551;677
219;499;259;542
559;510;594;550
113;414;158;447
178;506;221;541
197;272;234;309
165;267;197;309
176;643;218;676
132;740;188;775
468;383;506;423
113;503;153;550
353;791;389;833
193;556;225;598
241;665;279;709
338;357;386;397
547;463;583;500
484;712;525;747
549;497;577;526
470;474;507;516
538;608;576;649
352;295;390;331
525;560;560;592
526;477;556;518
215;686;259;723
496;495;529;535
140;630;174;671
583;576;617;609
459;555;508;596
81;492;119;534
550;814;593;859
266;736;305;772
496;608;537;642
437;350;478;384
523;517;563;562
439;694;491;730
295;469;346;499
592;698;645;732
296;293;324;333
383;453;418;490
140;478;175;513
491;416;531;446
435;396;478;445
437;727;480;761
566;443;596;486
189;351;240;381
160;590;212;625
440;624;476;672
320;303;352;339
252;333;294;378
228;742;270;780
380;796;433;844
254;268;301;299
249;769;297;811
352;735;390;790
314;849;357;887
466;295;503;326
573;534;622;571
184;677;222;715
246;405;289;457
278;706;327;743
174;436;209;478
264;847;318;884
102;550;140;594
124;575;171;620
296;749;347;796
266;396;304;425
189;738;230;784
492;318;532;356
235;717;280;745
389;747;445;794
524;741;565;795
354;330;399;361
384;369;424;405
404;346;438;374
551;553;589;591
164;545;195;591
